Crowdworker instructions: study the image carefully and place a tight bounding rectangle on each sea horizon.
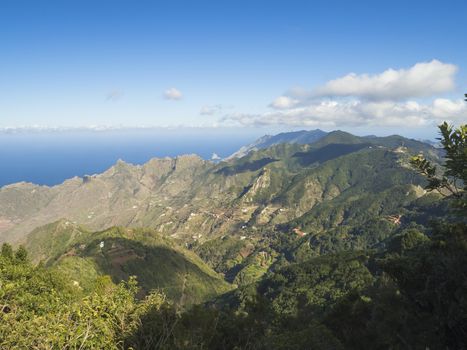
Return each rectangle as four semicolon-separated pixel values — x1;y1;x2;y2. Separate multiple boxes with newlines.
0;128;262;187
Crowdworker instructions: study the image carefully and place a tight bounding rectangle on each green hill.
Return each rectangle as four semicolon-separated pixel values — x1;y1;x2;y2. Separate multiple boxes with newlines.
24;219;89;264
25;223;232;307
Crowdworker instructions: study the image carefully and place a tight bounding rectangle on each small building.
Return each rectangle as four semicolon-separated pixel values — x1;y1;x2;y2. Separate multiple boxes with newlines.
293;227;307;237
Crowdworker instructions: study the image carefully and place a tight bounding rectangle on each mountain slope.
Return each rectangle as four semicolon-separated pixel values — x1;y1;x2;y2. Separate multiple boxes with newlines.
26;223;232;306
24;219;89;264
227;129;328;159
0;130;441;250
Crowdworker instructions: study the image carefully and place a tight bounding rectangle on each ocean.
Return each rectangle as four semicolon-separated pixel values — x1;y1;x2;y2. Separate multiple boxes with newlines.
0;128;260;187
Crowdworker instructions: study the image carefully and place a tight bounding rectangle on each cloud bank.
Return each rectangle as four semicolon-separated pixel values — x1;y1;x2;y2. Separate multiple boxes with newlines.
222;99;467;128
313;60;457;101
222;60;466;128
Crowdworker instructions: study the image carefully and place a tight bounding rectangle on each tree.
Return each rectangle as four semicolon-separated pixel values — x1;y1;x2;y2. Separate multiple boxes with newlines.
411;121;467;210
14;245;28;262
399;116;467;348
1;243;13;260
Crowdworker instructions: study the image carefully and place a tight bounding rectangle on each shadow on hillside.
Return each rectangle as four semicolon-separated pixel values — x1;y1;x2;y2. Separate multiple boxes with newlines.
293;143;370;166
121;280;349;349
215;157;278;175
80;237;226;304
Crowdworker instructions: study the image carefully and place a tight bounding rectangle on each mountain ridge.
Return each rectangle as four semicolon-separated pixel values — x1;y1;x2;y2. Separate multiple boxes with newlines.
0;130;440;247
226;129;328;159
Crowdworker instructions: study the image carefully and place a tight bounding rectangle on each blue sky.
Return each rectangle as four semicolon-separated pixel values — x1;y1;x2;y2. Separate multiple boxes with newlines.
1;0;466;138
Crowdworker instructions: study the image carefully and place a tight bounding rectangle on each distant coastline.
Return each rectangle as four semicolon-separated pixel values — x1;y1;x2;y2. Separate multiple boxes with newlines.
0;129;257;187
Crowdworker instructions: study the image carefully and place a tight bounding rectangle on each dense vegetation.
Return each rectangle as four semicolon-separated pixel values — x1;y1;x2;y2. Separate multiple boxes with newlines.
0;246;173;348
1;123;465;348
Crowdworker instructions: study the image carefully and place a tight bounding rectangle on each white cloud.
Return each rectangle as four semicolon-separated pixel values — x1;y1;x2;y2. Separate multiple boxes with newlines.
270;96;299;109
222;99;467;128
313;60;457;100
250;60;465;129
431;98;467;119
164;87;183;100
200;105;223;115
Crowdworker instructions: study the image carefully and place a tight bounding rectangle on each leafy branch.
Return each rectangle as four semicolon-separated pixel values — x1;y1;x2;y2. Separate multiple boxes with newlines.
410;121;467;209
